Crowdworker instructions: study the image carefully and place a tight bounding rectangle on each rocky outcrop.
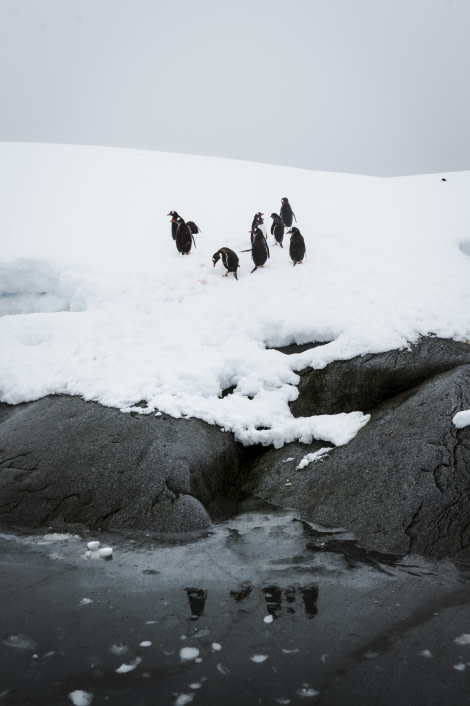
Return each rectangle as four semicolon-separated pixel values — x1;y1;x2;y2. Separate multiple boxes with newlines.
289;336;470;416
0;395;249;534
243;339;470;559
1;337;470;559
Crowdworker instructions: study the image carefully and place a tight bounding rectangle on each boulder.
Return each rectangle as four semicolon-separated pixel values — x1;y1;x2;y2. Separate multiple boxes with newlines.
0;395;248;534
289;336;470;416
243;362;470;559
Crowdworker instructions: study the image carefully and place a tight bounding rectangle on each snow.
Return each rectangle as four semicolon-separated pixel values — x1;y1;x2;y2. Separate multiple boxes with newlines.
1;142;469;448
297;447;332;470
453;411;470;429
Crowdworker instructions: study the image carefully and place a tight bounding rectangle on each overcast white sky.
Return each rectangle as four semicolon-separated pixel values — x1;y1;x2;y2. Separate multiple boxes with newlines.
1;0;469;176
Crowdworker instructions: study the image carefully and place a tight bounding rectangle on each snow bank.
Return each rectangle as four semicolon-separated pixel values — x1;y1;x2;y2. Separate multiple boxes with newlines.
1;142;469;447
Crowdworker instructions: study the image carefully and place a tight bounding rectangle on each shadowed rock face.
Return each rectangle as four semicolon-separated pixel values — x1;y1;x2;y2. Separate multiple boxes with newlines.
1;337;470;559
0;395;248;534
289;336;470;416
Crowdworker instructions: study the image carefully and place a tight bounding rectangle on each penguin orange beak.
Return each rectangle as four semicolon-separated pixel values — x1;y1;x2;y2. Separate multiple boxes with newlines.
213;262;216;267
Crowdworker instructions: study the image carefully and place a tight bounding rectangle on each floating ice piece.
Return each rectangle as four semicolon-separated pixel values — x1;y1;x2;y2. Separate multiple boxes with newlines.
180;647;200;662
98;546;113;559
419;649;433;658
296;685;319;698
264;615;274;624
115;657;141;674
139;641;152;647
453;663;466;671
250;654;269;663
455;633;470;645
87;541;101;550
110;643;129;655
211;642;222;651
175;694;194;706
68;690;93;706
42;533;76;542
2;634;36;650
216;663;230;675
79;598;93;606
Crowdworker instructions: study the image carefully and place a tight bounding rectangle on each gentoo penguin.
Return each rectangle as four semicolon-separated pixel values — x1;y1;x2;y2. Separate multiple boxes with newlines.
167;212;201;240
270;213;285;247
280;197;296;228
171;215;194;255
287;227;306;266
251;212;267;244
212;247;239;280
167;210;181;240
245;227;270;273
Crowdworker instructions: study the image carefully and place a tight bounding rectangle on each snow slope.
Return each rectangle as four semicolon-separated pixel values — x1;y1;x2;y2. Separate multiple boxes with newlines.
1;142;469;446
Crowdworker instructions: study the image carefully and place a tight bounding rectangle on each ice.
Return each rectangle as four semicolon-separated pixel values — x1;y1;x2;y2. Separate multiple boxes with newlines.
454;633;470;645
250;654;269;663
115;657;141;673
68;690;93;706
180;647;200;662
453;411;470;429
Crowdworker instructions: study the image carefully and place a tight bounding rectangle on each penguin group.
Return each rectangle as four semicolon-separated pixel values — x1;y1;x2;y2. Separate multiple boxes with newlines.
167;196;306;278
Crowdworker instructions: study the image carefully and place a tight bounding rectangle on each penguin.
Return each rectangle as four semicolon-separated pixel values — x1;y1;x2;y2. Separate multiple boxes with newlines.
251;212;267;245
270;213;285;247
280;197;296;228
287;227;306;266
167;210;181;240
244;227;270;273
171;215;194;255
167;212;201;240
212;247;239;280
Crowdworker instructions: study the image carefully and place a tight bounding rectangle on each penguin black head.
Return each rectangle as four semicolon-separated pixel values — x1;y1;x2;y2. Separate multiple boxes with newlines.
212;251;221;266
287;227;300;236
281;198;289;204
167;210;180;219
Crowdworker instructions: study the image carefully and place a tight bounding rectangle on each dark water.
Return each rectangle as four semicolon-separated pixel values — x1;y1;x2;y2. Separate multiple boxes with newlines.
1;502;470;705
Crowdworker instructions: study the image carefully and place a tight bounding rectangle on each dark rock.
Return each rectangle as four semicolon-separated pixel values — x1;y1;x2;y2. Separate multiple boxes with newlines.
289;336;470;416
0;395;248;534
243;363;470;559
